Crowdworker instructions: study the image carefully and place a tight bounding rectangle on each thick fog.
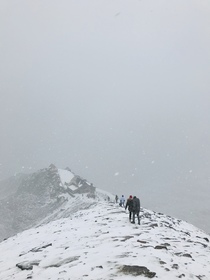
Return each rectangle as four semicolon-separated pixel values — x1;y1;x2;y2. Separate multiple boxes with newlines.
1;1;210;232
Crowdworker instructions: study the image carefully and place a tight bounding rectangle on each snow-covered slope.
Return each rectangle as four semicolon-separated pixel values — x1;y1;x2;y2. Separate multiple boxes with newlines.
0;201;209;280
0;164;113;241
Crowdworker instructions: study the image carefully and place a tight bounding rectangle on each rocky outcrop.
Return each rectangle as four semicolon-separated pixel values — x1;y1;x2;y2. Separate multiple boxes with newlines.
121;265;156;278
16;260;40;270
0;165;99;241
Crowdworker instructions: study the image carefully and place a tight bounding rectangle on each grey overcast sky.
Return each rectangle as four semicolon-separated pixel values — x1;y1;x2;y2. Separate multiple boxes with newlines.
1;0;210;230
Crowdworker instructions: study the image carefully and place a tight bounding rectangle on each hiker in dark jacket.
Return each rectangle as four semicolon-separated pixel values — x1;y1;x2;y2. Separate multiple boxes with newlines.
125;195;133;221
131;196;140;225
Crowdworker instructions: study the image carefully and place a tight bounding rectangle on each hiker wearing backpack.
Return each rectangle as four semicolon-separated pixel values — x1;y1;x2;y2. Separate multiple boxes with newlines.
125;195;133;221
131;196;140;225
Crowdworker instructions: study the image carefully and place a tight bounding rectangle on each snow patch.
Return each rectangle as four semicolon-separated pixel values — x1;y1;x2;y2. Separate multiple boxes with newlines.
68;185;78;191
58;169;74;185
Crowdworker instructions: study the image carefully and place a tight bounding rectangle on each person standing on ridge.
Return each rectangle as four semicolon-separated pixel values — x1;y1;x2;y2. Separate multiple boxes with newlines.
131;196;140;225
125;195;133;221
119;195;125;207
115;195;118;203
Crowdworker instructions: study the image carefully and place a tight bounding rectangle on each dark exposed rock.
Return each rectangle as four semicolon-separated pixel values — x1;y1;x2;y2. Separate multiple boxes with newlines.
59;270;67;274
96;265;103;269
137;240;148;244
182;253;192;258
91;265;103;271
180;230;191;236
174;252;182;256
31;243;52;252
196;236;209;243
168;225;177;231
121;236;134;241
70;177;95;195
196;242;208;248
196;275;205;280
163;237;176;240
172;263;179;269
160;242;170;247
16;260;40;270
19;243;52;256
121;265;156;278
16;262;33;270
165;268;170;271
155;245;168;250
150;223;158;228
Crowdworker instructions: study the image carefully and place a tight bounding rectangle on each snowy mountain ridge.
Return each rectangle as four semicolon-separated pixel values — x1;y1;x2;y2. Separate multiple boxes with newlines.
0;200;210;280
1;165;210;279
0;164;112;241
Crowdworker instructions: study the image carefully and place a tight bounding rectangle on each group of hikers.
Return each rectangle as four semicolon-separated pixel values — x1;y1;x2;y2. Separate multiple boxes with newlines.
115;194;141;225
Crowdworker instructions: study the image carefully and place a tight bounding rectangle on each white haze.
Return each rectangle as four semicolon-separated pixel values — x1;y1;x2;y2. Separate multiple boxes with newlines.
0;1;210;232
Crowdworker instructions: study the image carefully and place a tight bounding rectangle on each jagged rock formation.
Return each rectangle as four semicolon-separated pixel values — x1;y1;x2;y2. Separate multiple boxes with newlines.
0;164;103;242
